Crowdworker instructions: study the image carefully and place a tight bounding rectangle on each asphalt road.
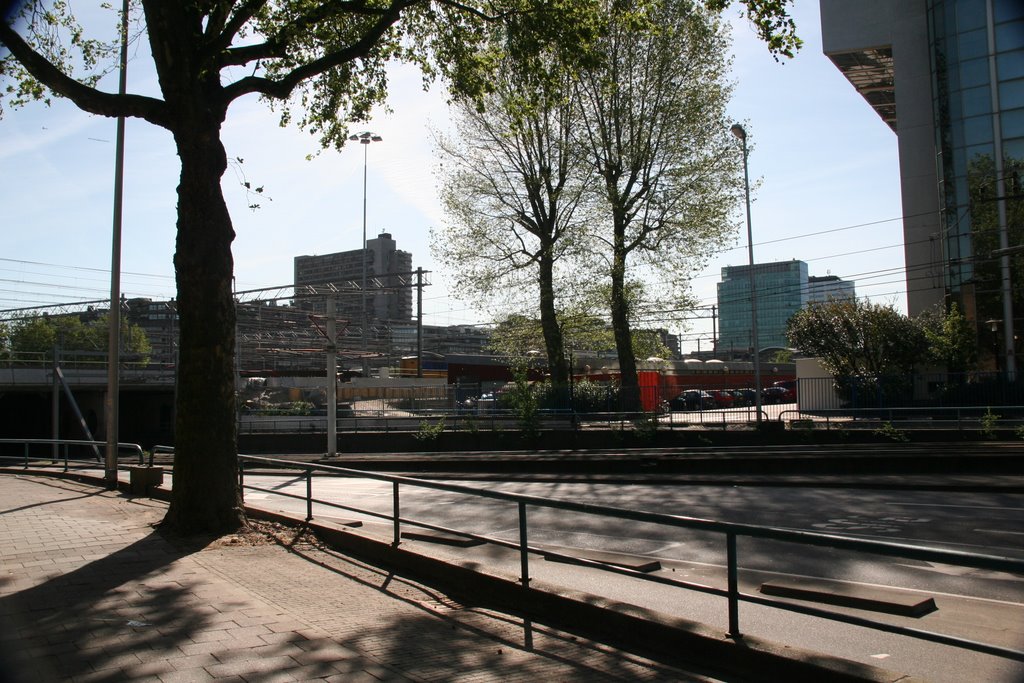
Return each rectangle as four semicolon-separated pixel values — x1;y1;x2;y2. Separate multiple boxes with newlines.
248;475;1024;597
243;473;1024;683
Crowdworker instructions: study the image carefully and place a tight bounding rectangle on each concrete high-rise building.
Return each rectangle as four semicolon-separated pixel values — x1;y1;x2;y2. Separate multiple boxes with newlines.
820;0;1022;372
807;275;856;304
293;232;413;323
717;260;809;355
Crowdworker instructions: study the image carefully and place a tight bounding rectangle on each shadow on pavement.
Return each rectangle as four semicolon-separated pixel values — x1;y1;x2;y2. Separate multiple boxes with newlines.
0;530;199;681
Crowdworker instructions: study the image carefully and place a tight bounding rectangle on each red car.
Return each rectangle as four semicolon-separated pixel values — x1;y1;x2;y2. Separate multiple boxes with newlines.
704;389;735;408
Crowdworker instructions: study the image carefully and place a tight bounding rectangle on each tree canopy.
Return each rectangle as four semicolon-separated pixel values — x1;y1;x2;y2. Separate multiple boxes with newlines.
787;300;927;379
573;0;745;406
5;313;152;359
436;0;768;403
433;59;591;385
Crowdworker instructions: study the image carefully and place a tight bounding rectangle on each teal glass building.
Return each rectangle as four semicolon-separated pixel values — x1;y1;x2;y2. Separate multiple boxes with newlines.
716;260;808;356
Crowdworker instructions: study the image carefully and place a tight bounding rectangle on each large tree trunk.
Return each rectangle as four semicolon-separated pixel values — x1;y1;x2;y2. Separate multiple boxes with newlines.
161;122;245;536
143;2;245;536
537;247;569;386
609;235;639;411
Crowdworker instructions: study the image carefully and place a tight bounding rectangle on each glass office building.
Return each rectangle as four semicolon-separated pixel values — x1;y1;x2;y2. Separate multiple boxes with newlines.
821;0;1022;374
716;260;808;356
930;0;1022;359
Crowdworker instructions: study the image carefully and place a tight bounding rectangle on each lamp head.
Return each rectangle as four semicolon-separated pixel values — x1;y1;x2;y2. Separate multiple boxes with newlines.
730;124;746;141
349;131;383;144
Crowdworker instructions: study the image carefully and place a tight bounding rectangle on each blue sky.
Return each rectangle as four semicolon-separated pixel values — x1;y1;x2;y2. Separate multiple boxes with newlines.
0;1;903;355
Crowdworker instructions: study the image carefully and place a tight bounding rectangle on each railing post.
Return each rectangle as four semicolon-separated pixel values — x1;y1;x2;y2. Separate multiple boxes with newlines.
518;501;531;588
63;442;69;472
518;499;535;651
23;442;29;469
238;459;245;493
392;481;401;546
727;532;741;638
306;468;313;522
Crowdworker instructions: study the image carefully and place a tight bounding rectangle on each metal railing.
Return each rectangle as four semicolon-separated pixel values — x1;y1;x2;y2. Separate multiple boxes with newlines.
780;405;1024;432
235;454;1024;662
0;438;145;470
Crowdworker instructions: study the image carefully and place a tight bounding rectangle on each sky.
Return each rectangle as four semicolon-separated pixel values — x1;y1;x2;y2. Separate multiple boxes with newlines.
0;1;904;355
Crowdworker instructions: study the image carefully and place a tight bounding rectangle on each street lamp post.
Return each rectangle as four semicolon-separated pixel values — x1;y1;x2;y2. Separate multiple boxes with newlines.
105;0;130;487
348;131;383;370
731;123;762;425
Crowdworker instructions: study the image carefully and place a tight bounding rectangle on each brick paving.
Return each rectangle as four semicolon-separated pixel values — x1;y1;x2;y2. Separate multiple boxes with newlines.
0;475;724;682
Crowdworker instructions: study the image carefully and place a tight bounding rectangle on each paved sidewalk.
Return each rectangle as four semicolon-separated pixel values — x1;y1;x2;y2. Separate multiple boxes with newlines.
0;475;726;682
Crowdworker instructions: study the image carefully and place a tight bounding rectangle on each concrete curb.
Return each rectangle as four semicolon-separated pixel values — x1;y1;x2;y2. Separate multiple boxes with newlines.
760;579;938;618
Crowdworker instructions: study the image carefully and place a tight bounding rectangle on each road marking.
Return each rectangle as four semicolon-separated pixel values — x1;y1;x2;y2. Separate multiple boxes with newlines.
894;561;1024;582
973;528;1024;537
887;502;1024;512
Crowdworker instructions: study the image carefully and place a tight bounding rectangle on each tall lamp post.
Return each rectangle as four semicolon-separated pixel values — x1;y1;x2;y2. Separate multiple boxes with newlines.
348;131;383;369
731;123;762;425
105;0;130;487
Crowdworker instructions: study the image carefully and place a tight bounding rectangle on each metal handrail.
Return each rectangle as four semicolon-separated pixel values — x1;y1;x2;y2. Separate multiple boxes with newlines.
4;443;1018;661
0;438;145;470
235;454;1024;661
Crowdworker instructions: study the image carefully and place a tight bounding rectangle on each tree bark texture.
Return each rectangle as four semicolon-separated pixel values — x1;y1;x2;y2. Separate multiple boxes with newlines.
609;233;639;410
538;246;569;386
145;3;244;535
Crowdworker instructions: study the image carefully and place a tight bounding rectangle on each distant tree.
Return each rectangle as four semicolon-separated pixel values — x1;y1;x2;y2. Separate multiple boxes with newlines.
917;303;978;375
787;300;927;401
489;306;669;365
574;0;743;407
434;61;592;386
8;314;151;360
9;317;58;355
787;300;927;378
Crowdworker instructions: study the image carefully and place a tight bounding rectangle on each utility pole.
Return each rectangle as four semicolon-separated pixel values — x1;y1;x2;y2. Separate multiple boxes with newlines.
416;267;423;379
326;295;337;457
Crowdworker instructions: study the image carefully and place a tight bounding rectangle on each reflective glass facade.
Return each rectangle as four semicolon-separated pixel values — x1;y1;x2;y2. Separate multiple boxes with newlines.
929;0;1022;346
716;260;808;355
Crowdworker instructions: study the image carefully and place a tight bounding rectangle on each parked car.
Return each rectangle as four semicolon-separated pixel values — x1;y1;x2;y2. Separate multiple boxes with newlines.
733;388;758;406
704;389;735;409
727;389;750;407
773;380;798;401
762;386;795;404
669;389;716;411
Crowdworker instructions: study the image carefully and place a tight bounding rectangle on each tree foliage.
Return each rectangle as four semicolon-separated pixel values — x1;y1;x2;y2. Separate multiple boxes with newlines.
917;302;978;374
487;310;669;362
6;313;151;359
433;59;591;385
437;0;781;402
787;300;927;380
788;299;984;379
571;0;742;405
